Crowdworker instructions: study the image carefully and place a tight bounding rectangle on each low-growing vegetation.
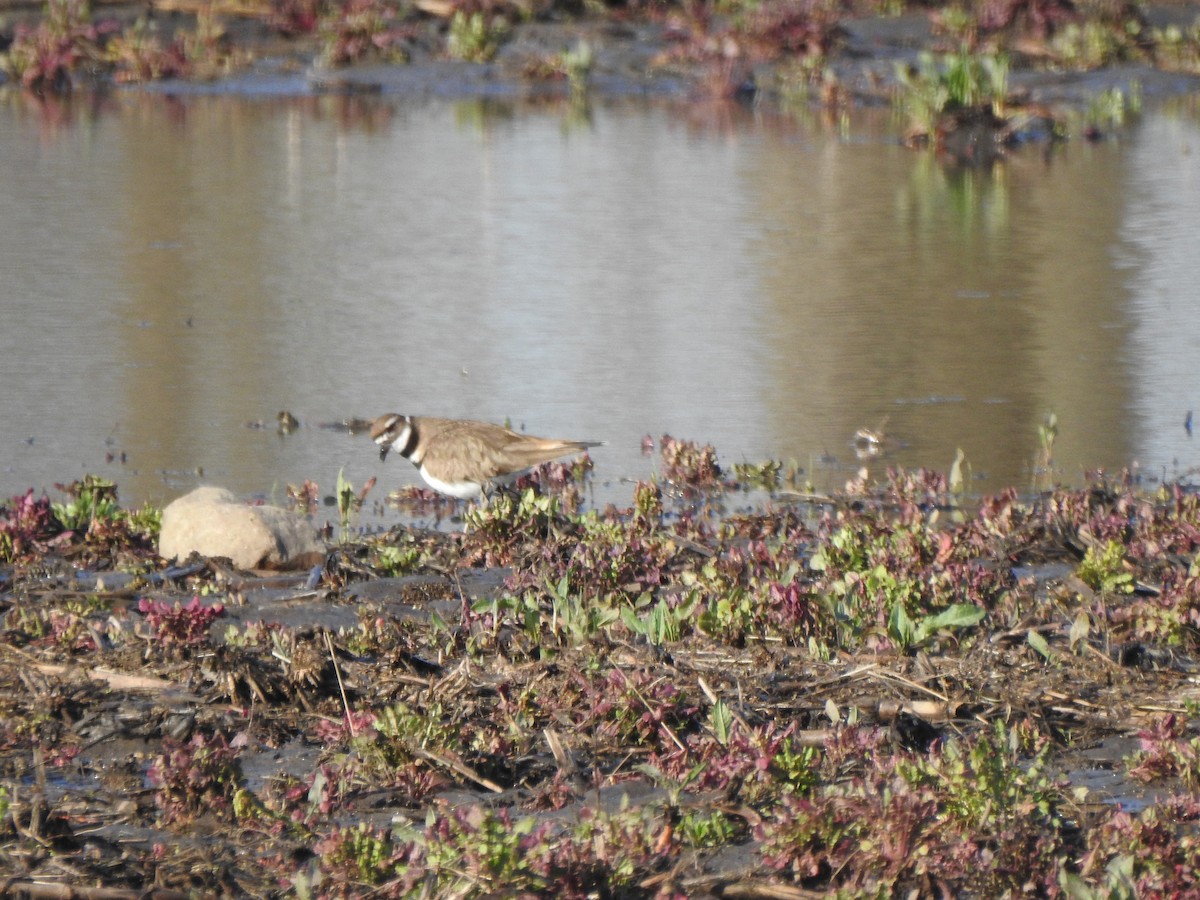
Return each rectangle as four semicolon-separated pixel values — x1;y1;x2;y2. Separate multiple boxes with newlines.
4;444;1200;895
1;0;1196;158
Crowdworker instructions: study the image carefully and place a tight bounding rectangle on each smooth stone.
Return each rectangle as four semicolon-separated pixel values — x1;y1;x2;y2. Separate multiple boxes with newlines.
158;486;325;571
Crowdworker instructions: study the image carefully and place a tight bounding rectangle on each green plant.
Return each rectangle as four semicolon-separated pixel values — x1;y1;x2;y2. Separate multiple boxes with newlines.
678;808;739;848
560;39;593;96
620;593;699;646
902;721;1066;833
335;467;376;535
698;582;757;640
1051;16;1144;69
708;698;734;745
733;458;784;491
894;49;1010;137
52;475;119;532
313;822;419;886
887;600;986;653
936;5;978;46
543;575;620;645
420;806;539;891
1152;22;1200;72
1076;540;1135;594
105;16;188;82
374;701;460;754
374;543;422;576
464;488;561;564
317;0;409;67
446;11;509;63
1037;412;1059;471
1060;854;1137;900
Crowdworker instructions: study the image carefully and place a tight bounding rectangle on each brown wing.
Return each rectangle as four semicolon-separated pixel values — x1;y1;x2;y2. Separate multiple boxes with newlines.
421;419;596;483
495;434;599;471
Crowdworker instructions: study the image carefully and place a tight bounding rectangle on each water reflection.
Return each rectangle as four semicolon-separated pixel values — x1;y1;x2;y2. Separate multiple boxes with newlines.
1;89;1197;515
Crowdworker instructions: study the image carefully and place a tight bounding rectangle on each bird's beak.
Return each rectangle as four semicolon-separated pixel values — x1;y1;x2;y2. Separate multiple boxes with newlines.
378;444;389;462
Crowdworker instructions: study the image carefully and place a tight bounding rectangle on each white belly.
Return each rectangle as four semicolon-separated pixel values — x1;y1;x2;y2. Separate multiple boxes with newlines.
419;465;484;499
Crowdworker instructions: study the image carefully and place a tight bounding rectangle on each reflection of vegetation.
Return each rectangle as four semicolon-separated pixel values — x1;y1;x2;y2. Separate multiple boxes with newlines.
899;153;1011;244
1083;83;1141;130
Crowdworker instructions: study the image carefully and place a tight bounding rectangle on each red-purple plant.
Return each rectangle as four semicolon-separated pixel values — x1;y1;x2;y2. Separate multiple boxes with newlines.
286;479;321;516
578;667;700;749
2;0;117;92
1080;794;1200;893
269;0;323;36
1127;714;1200;788
312;709;377;745
147;732;242;824
523;806;676;898
0;489;64;561
310;822;428;889
660;434;723;488
975;0;1078;37
739;0;843;59
513;454;594;512
138;596;225;645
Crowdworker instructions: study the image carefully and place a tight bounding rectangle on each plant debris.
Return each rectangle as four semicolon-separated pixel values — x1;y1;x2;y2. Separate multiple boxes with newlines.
4;458;1200;896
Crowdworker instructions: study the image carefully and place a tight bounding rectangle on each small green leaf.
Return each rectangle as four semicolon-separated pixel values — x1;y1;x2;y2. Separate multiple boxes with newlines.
1027;629;1053;660
709;699;733;746
888;603;915;650
922;603;986;631
1069;611;1090;650
620;606;646;636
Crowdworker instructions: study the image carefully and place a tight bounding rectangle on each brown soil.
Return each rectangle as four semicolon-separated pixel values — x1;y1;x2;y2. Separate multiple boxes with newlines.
4;469;1200;896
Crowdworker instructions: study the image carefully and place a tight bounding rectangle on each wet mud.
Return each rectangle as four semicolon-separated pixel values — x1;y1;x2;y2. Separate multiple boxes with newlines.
4;459;1200;896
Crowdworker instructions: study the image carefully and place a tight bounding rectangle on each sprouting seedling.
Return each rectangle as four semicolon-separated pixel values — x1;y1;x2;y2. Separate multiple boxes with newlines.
562;40;593;96
335;467;376;534
1037;413;1058;471
948;447;967;495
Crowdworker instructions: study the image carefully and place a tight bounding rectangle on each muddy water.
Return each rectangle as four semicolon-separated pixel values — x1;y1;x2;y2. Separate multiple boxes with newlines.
2;90;1199;515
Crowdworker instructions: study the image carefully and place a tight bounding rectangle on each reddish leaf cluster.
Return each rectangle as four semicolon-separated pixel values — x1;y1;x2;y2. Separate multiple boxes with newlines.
137;596;225;646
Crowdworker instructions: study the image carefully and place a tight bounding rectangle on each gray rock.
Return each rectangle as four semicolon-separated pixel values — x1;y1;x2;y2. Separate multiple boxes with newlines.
158;486;325;571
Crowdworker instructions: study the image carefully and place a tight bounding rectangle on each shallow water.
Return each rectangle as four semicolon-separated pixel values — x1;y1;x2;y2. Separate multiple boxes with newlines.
2;89;1200;515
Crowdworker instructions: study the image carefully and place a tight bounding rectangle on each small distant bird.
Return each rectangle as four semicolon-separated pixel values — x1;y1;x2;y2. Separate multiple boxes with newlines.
370;413;602;500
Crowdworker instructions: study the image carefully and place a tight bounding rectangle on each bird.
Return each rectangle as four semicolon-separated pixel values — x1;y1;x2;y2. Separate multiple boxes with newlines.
370;413;602;500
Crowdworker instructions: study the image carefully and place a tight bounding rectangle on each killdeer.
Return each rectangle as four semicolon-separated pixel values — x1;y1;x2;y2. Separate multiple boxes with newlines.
370;413;602;500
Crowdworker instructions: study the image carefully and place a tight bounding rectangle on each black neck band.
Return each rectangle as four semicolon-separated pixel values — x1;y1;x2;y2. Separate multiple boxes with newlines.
400;419;419;459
